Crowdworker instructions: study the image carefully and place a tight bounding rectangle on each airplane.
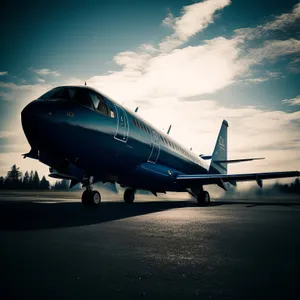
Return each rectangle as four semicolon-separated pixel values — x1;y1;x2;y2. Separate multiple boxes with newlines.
21;85;299;206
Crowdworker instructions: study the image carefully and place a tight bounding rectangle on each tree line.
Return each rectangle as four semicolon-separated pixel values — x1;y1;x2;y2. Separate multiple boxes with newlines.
0;164;70;190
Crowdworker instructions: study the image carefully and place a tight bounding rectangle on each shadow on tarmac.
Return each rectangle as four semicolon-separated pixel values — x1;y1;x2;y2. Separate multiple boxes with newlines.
211;201;300;208
0;198;299;231
0;200;199;231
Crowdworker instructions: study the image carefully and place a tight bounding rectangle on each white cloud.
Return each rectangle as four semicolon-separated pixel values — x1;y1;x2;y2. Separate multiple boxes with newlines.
235;3;300;40
263;3;300;31
282;95;300;106
88;2;300;102
63;77;86;86
160;0;231;51
288;57;300;73
114;51;152;71
29;68;60;76
246;39;300;63
0;71;8;76
244;77;269;83
0;131;16;138
89;37;246;101
36;77;45;83
162;11;175;27
0;81;51;102
138;44;158;53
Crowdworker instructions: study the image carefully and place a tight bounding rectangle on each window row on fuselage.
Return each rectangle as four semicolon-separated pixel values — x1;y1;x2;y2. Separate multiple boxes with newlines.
132;116;199;165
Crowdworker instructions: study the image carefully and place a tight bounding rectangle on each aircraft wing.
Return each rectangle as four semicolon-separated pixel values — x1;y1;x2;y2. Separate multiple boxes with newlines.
175;171;299;189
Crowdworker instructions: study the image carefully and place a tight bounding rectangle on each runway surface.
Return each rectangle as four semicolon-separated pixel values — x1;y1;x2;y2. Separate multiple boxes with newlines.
1;192;300;300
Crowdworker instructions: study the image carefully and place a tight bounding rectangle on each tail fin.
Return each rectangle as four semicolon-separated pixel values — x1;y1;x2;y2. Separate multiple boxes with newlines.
209;120;228;174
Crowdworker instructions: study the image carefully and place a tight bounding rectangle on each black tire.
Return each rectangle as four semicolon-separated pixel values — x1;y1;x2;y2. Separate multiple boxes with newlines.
124;188;135;204
81;190;101;206
203;191;210;205
82;190;91;206
196;191;210;206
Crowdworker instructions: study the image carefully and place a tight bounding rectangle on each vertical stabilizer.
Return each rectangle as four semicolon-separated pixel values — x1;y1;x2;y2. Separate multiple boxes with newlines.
209;120;228;174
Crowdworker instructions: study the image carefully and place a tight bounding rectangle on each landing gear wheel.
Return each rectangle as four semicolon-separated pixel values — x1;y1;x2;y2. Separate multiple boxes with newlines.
91;191;101;206
81;190;101;206
124;188;135;204
196;191;210;206
82;190;91;206
203;191;210;205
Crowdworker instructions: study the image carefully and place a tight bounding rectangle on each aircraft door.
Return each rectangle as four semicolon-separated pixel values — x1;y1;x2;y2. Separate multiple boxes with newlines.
114;104;129;143
148;130;160;163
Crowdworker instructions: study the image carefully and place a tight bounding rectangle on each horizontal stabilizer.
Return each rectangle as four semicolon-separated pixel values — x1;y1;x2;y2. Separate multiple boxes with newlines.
214;157;265;164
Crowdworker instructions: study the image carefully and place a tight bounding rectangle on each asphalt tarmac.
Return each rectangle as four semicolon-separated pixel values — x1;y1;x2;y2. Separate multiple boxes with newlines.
0;193;300;300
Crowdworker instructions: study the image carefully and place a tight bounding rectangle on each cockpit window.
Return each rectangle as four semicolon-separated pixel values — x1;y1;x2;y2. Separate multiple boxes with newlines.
73;89;93;109
89;93;100;109
68;88;77;99
88;92;109;116
39;87;93;109
39;87;68;99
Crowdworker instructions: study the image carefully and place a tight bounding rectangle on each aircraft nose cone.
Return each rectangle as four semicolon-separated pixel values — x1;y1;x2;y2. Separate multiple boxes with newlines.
21;100;47;149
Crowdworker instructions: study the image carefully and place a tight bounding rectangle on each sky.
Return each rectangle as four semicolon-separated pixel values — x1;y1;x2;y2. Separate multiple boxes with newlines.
0;0;300;184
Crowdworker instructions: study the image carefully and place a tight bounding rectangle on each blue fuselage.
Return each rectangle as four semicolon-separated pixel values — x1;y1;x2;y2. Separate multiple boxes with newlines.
21;86;209;192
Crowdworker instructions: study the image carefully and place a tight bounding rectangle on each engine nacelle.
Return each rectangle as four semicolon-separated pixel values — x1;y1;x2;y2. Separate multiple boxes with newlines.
120;162;183;191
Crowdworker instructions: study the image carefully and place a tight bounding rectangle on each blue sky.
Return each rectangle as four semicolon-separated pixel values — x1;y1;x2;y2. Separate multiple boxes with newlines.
0;0;300;180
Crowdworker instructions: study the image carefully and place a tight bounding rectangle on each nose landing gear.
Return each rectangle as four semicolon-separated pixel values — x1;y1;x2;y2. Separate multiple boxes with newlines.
82;189;101;206
81;189;101;206
81;177;101;207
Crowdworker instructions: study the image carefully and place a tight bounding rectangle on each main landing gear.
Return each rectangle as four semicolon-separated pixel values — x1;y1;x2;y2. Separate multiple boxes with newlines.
124;188;135;204
196;190;210;206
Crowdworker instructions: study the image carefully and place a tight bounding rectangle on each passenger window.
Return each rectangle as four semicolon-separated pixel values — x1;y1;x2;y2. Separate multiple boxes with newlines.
110;108;115;118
